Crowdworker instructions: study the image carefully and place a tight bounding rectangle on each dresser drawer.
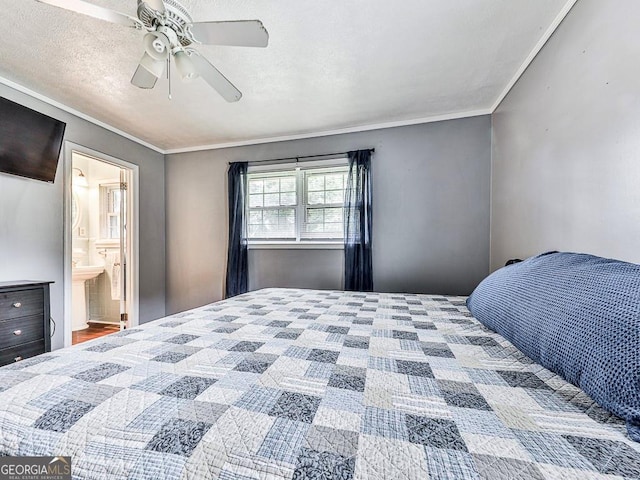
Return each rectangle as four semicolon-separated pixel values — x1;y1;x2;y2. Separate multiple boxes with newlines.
0;315;44;350
0;289;44;320
0;340;45;366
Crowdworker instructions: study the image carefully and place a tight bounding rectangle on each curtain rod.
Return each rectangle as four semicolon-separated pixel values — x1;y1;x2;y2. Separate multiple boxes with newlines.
229;148;375;166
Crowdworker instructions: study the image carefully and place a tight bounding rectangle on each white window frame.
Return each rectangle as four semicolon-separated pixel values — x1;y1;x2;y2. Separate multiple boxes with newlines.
99;182;122;241
247;158;348;250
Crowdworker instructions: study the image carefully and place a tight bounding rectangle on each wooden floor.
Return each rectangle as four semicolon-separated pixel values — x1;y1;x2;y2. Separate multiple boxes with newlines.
72;323;120;345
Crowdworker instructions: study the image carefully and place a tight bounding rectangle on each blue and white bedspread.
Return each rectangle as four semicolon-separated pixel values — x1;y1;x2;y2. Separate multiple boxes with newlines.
1;288;639;479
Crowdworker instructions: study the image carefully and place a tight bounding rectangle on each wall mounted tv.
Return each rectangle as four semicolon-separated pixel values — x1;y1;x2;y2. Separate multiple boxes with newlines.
0;97;66;183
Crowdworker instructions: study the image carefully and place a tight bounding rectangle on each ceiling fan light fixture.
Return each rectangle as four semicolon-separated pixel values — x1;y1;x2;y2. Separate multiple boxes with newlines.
174;50;199;82
144;31;170;60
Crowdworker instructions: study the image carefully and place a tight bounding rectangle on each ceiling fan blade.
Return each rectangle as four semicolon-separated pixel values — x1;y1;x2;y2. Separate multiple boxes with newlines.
144;0;166;14
131;53;164;89
189;20;269;47
189;51;242;102
131;65;158;89
35;0;142;28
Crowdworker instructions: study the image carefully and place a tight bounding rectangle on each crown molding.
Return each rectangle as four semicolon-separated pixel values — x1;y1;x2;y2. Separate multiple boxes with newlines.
0;74;490;155
0;75;165;154
163;109;492;154
490;0;578;112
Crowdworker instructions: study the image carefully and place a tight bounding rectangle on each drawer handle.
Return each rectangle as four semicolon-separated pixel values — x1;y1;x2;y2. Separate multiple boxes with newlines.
12;302;22;308
14;356;22;362
13;330;22;336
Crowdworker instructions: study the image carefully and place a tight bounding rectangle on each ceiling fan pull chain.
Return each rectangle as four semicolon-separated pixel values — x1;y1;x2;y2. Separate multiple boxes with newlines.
167;58;172;100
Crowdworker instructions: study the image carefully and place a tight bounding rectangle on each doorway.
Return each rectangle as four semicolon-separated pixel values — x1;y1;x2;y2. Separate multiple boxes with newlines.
64;144;139;347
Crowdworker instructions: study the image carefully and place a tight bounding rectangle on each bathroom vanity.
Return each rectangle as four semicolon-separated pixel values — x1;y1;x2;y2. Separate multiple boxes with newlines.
0;281;52;366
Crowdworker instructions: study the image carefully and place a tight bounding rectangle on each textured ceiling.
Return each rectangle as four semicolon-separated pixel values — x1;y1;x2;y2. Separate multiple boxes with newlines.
0;0;570;151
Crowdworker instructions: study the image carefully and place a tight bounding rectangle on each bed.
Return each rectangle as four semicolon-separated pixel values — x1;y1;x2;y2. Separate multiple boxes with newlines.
1;288;639;479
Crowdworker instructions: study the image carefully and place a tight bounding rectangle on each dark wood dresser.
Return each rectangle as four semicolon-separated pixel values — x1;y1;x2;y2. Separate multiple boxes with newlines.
0;281;52;367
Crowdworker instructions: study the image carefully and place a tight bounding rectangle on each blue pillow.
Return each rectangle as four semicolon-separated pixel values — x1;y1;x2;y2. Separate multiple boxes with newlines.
467;251;640;441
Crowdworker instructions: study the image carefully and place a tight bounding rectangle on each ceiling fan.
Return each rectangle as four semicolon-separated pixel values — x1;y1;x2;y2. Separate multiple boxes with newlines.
35;0;269;102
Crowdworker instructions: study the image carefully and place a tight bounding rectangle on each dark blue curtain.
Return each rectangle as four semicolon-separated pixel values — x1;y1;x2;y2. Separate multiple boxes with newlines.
344;150;373;291
225;162;248;298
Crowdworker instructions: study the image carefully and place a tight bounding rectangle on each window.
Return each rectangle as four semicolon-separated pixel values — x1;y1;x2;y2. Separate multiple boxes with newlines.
247;172;297;239
303;168;348;239
100;183;121;240
247;162;349;244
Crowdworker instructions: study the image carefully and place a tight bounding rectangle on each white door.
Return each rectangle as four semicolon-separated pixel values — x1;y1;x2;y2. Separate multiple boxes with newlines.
119;168;128;329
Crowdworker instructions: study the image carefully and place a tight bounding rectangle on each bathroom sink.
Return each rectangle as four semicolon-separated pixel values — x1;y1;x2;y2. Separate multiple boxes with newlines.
72;266;104;282
72;266;105;331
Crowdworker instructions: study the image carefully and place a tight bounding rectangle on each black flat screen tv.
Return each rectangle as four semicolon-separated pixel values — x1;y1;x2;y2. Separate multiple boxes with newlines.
0;97;66;183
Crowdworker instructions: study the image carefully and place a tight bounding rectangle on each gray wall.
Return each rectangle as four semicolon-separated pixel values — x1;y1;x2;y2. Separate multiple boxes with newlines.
248;250;344;292
166;116;491;314
491;0;640;270
0;84;166;350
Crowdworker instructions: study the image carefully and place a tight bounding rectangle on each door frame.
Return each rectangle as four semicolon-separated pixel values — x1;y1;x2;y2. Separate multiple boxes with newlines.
63;142;140;347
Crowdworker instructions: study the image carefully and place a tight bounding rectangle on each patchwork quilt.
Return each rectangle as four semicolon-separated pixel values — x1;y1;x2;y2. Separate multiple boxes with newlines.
0;288;639;479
